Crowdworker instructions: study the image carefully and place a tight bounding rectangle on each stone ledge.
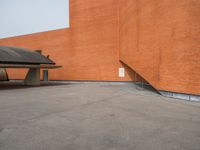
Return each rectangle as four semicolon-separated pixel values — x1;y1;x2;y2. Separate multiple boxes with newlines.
159;91;200;102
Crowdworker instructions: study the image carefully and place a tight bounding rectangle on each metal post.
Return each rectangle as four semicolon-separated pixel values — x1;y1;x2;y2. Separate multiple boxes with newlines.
43;69;49;81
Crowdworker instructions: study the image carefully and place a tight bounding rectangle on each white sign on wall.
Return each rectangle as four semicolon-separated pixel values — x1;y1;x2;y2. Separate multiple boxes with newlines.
0;0;69;39
119;68;125;77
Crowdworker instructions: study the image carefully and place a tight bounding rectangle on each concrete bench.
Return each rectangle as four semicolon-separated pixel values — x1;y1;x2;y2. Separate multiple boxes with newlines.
0;64;62;86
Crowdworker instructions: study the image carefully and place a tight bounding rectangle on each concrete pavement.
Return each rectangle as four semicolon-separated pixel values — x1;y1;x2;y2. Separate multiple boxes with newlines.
0;82;199;150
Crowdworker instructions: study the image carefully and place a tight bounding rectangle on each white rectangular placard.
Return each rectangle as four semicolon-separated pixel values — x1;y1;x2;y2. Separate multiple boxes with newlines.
119;68;125;77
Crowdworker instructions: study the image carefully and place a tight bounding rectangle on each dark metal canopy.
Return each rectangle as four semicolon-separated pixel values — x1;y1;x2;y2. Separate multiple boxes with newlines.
0;46;55;65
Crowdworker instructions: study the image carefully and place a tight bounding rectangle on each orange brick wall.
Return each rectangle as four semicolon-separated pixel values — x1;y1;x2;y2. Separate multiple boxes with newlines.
0;0;199;95
0;0;137;81
119;0;200;95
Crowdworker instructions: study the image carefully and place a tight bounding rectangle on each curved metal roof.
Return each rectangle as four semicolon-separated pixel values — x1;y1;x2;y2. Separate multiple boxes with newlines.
0;46;55;65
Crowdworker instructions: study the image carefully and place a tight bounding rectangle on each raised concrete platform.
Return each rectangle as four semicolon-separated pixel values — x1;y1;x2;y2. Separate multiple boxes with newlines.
0;82;199;150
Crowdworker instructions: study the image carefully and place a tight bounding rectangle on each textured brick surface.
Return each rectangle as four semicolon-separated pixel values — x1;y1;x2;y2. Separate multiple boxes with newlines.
0;0;199;95
0;0;136;81
119;0;200;95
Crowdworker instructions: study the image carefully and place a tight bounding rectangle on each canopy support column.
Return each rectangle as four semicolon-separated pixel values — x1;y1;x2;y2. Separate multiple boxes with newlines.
24;68;40;86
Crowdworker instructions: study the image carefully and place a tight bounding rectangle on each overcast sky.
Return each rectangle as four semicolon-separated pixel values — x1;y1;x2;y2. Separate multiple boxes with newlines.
0;0;69;39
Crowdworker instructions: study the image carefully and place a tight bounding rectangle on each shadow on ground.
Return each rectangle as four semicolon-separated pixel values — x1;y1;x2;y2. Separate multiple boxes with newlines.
0;80;72;90
134;82;159;94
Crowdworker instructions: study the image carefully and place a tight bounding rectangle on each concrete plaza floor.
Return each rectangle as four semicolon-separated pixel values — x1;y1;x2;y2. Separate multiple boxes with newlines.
0;81;199;150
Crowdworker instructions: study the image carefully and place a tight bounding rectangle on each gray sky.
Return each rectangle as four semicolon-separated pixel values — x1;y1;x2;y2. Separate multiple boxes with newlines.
0;0;69;39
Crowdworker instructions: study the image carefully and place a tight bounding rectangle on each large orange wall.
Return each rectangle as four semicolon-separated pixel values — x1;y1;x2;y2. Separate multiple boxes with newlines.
0;0;199;95
119;0;200;95
0;0;137;81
